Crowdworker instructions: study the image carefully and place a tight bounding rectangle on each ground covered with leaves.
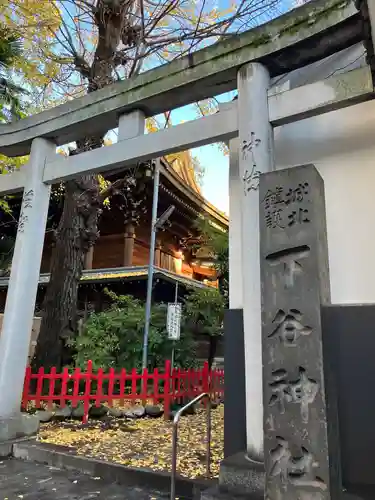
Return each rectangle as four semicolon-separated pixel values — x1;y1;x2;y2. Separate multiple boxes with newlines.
38;406;224;480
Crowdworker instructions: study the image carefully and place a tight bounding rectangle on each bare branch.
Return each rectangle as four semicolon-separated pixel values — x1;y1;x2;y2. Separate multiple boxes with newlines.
189;0;207;53
52;3;80;57
140;0;145;41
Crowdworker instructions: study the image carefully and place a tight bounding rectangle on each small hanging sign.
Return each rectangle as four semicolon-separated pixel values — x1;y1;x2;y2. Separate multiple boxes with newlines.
167;303;182;340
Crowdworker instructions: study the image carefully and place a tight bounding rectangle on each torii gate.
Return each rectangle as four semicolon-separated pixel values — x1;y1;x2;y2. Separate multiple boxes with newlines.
0;0;373;456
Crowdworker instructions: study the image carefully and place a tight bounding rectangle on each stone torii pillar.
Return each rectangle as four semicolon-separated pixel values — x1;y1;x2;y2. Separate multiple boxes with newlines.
228;136;243;311
237;62;274;461
0;138;55;439
224;136;247;458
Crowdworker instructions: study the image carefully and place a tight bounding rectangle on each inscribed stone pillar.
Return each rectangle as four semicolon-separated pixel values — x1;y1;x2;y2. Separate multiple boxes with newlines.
259;164;341;500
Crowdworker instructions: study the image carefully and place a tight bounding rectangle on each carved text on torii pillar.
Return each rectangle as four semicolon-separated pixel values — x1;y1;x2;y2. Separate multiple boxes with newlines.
18;189;34;233
242;132;261;194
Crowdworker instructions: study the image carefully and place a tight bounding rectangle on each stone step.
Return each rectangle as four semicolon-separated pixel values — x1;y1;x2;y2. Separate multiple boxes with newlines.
219;452;264;497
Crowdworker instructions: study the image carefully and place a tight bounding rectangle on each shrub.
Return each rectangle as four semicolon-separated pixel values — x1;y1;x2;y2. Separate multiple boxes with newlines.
69;290;197;371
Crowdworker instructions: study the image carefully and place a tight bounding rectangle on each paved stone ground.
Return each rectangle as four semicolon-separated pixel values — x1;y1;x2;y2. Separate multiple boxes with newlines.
0;459;168;499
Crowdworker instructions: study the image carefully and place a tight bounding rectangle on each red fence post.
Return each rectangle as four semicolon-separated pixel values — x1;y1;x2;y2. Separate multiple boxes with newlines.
83;360;92;423
72;367;81;409
35;367;44;409
108;367;115;408
60;367;69;408
119;368;126;407
48;367;57;411
153;368;159;405
177;368;181;403
96;368;104;407
164;359;171;420
22;366;32;411
131;368;137;404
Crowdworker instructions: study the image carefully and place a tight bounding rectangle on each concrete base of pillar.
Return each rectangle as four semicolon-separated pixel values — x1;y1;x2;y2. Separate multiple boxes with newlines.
201;451;264;499
201;485;253;499
0;413;39;442
200;451;366;499
0;441;13;458
219;452;264;497
201;490;363;500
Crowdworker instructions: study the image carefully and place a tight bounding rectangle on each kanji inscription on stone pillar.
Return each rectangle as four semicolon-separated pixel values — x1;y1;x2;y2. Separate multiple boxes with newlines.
259;164;341;500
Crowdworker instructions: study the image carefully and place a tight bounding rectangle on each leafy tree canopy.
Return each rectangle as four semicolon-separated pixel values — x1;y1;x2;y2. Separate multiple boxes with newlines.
183;287;225;337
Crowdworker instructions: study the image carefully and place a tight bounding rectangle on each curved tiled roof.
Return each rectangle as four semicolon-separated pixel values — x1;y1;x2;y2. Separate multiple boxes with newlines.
160;157;229;228
169;151;202;195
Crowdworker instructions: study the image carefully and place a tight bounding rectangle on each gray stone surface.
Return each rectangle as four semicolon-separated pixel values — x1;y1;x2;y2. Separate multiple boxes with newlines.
201;485;256;499
108;407;123;418
219;452;264;497
201;487;366;500
259;164;341;499
89;405;108;419
145;405;163;418
36;410;54;423
71;404;85;420
124;405;145;418
0;441;13;457
0;413;39;441
54;406;72;420
0;459;167;499
13;441;206;499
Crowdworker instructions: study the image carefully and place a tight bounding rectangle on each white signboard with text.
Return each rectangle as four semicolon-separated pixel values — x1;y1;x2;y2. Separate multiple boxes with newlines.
167;303;182;340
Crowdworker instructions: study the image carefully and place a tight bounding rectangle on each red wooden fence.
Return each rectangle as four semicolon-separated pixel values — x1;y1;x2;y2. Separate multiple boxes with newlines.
22;360;224;423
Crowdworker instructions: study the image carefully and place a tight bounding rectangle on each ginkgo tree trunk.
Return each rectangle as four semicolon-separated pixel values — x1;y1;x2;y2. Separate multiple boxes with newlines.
32;0;124;370
4;0;283;370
